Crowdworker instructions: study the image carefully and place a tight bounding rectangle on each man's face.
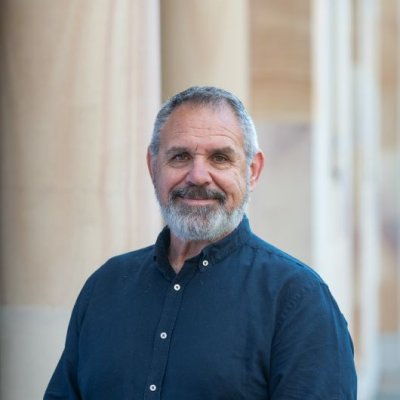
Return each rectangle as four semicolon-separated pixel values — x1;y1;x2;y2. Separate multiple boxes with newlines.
148;102;259;241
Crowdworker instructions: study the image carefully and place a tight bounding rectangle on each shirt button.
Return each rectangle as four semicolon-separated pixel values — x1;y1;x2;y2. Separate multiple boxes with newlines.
173;284;181;291
149;384;157;392
160;332;167;339
202;259;209;267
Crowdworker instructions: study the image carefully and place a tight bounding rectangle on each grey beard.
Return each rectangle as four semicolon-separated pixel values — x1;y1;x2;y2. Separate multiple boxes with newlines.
156;185;249;242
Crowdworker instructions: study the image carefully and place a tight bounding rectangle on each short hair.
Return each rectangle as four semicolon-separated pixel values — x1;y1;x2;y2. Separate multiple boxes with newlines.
149;86;259;165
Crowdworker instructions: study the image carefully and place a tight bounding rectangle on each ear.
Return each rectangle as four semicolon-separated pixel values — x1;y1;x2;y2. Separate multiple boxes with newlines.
248;151;265;191
146;147;156;183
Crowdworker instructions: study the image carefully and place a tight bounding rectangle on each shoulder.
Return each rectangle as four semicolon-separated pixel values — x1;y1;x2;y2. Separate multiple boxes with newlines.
244;234;350;329
246;232;325;289
71;245;155;319
243;233;344;321
78;244;155;298
90;244;155;280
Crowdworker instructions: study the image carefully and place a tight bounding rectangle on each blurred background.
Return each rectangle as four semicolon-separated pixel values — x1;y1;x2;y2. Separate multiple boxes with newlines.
0;1;399;399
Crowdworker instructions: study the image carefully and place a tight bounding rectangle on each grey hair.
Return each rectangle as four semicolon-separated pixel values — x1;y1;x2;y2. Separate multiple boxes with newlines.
149;86;260;165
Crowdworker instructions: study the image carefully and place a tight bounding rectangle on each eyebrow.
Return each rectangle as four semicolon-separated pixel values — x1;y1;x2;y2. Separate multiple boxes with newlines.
165;147;190;158
210;147;237;157
165;146;237;158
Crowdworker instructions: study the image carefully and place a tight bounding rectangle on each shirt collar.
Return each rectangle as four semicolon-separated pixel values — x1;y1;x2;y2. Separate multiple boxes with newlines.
153;216;252;277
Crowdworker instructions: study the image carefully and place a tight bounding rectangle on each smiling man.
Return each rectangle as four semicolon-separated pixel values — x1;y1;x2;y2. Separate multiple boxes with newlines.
148;100;263;271
44;86;357;399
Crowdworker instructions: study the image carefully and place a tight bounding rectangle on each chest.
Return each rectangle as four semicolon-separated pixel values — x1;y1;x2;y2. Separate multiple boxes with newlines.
78;266;274;399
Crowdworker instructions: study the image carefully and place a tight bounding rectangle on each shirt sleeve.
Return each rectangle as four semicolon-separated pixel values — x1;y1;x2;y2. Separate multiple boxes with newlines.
269;279;357;399
43;276;95;400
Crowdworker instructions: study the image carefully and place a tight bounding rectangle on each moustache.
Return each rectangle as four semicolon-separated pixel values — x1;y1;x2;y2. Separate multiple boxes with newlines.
171;186;226;204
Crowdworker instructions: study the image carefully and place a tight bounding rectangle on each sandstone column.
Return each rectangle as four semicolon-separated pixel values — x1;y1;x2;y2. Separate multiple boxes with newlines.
311;0;355;321
355;1;381;398
0;1;160;398
312;1;381;398
160;0;249;103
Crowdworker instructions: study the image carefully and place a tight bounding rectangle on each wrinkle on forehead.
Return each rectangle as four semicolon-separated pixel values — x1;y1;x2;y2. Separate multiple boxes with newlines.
165;132;243;150
159;103;245;149
163;103;242;130
171;125;240;136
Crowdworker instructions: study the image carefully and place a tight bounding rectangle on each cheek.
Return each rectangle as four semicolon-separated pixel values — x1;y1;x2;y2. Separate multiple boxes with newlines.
156;169;186;195
215;171;247;200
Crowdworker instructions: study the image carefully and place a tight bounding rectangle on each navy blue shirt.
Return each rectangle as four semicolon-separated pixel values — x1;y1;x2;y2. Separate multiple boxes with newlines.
44;217;357;399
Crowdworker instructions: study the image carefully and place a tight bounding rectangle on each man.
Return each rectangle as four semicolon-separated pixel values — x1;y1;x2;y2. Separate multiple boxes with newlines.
45;86;357;399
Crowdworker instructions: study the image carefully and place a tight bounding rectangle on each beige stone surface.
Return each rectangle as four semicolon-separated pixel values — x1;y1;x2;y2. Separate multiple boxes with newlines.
379;0;400;335
0;0;161;307
1;306;70;400
161;0;249;103
250;0;311;121
249;121;311;265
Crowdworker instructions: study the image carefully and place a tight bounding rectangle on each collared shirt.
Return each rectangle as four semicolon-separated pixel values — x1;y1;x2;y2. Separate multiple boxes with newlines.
44;217;357;399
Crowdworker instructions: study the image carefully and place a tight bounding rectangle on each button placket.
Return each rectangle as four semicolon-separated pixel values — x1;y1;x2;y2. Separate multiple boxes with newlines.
144;279;189;400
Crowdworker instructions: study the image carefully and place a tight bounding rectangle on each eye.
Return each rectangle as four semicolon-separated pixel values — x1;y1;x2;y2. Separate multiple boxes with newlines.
170;152;191;162
212;153;229;163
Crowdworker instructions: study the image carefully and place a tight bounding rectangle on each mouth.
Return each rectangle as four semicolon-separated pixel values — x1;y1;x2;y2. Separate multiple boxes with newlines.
177;197;217;206
171;186;226;205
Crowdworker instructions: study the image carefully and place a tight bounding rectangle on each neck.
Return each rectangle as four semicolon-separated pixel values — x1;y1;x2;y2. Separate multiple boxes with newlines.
168;234;211;273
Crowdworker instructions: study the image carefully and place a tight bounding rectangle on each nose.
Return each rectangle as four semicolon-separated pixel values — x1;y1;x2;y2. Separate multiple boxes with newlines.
186;157;211;186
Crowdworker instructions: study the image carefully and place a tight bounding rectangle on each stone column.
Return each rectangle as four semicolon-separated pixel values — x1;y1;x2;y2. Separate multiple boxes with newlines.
312;1;382;398
312;1;383;398
311;0;354;330
0;1;160;399
397;0;400;342
355;0;381;398
379;0;400;386
160;0;249;103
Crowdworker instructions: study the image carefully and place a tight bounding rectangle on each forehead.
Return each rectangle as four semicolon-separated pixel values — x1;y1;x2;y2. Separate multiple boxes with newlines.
159;103;245;150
